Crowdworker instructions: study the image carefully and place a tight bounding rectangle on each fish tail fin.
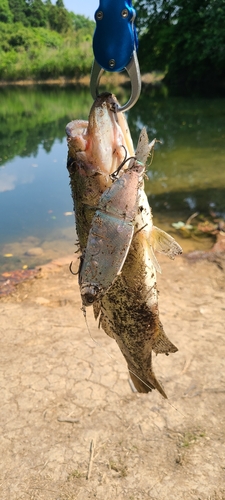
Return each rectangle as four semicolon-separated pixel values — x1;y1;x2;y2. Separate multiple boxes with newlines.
152;323;178;355
128;365;167;399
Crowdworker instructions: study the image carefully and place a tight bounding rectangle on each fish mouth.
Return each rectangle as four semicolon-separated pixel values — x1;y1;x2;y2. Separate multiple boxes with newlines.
66;92;134;176
92;92;118;113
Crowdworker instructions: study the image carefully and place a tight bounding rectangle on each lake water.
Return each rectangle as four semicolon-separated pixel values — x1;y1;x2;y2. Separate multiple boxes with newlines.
0;85;225;272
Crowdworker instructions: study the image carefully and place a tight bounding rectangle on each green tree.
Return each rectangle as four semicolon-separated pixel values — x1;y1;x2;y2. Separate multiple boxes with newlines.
0;0;13;23
26;0;48;27
48;2;71;32
69;12;95;31
135;0;225;94
8;0;28;24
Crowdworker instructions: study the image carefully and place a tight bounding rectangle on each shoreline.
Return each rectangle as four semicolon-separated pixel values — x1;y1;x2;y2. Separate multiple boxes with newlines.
0;72;164;87
1;249;224;298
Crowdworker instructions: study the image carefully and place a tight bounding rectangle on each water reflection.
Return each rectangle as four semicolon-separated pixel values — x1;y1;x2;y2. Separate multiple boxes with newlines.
0;162;35;193
0;85;95;270
0;85;93;167
128;90;225;219
0;85;224;270
0;139;73;239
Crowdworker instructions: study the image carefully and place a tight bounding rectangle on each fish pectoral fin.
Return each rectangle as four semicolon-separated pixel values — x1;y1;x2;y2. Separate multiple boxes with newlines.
93;300;101;321
128;365;167;399
151;226;183;259
151;324;178;355
96;308;115;339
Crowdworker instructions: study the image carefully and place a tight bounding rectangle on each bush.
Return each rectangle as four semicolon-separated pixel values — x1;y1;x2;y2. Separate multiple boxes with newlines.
0;19;94;81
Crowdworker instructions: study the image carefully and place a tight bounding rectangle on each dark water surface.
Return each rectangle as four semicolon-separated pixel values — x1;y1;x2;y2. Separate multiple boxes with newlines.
0;85;224;271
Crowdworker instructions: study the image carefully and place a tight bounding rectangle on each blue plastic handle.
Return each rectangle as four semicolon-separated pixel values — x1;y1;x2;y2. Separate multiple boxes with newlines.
93;0;138;72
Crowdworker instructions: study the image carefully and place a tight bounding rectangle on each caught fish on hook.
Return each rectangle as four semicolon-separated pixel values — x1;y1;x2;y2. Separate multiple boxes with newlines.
66;93;182;398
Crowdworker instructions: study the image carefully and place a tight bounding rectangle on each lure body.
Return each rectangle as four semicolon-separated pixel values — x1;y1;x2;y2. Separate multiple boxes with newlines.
79;160;145;306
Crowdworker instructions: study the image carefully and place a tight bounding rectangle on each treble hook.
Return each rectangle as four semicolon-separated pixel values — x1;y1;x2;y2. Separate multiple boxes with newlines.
69;261;79;276
110;145;136;180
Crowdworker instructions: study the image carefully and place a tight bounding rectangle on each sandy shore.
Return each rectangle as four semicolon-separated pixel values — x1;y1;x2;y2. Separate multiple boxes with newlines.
0;251;225;499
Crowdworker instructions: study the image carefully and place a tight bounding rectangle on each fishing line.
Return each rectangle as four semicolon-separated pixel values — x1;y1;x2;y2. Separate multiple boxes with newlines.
82;306;114;360
127;366;182;415
82;306;184;417
128;366;185;417
151;355;185;417
133;223;148;237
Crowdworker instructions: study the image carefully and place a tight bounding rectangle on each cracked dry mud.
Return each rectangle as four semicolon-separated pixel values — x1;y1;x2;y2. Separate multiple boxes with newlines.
0;253;225;500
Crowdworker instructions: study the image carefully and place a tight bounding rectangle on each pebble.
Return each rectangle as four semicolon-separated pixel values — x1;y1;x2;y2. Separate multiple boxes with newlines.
35;297;50;305
25;247;44;256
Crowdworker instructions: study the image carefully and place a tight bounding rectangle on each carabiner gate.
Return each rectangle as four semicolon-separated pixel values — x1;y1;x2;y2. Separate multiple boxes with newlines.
90;50;141;112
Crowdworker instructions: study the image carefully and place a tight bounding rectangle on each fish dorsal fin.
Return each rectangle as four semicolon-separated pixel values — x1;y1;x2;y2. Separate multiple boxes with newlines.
136;128;156;165
151;226;182;260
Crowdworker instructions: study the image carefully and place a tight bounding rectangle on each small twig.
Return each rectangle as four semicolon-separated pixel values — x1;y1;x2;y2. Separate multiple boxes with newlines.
185;212;199;225
88;407;97;417
180;357;193;375
57;417;80;423
86;438;96;480
39;459;49;472
29;459;49;471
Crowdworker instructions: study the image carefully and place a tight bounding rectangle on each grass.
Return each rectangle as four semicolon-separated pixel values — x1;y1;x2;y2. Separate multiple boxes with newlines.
179;429;206;448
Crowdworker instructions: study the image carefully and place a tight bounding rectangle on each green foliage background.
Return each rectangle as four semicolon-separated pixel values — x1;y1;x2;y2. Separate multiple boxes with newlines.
1;0;225;92
0;0;95;81
135;0;225;94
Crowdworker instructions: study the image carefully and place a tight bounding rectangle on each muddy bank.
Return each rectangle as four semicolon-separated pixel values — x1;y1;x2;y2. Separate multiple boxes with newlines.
0;252;225;499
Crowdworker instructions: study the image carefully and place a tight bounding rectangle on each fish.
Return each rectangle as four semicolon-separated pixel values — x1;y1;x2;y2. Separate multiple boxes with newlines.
66;93;182;398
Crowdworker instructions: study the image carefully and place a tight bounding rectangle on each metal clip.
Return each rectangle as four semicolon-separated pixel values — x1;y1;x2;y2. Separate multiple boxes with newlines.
90;50;141;113
90;0;141;112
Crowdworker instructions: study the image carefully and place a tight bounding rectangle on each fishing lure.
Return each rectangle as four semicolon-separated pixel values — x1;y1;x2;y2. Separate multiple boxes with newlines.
79;158;145;306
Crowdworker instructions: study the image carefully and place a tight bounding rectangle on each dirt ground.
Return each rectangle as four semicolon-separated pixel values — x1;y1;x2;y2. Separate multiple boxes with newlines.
0;251;225;500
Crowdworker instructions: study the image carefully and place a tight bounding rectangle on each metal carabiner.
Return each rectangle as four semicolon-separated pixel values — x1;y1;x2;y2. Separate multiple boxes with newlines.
90;0;141;112
90;51;141;113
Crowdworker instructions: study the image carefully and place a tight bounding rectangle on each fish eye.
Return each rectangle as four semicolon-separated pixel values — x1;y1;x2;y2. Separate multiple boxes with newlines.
84;293;95;304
